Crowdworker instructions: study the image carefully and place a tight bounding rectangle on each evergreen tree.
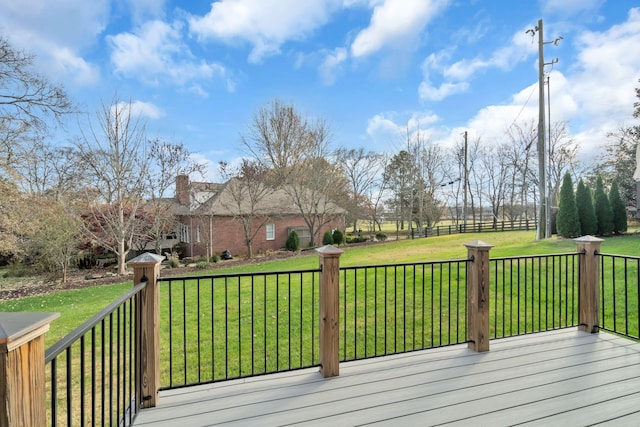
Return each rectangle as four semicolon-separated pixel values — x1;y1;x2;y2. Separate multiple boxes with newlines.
556;173;580;237
594;175;614;236
575;179;597;236
322;230;334;245
609;179;628;234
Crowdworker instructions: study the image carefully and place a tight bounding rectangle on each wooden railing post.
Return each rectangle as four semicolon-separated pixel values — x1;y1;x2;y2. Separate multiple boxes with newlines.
127;252;164;408
317;245;343;378
465;240;493;352
0;312;59;427
575;235;604;333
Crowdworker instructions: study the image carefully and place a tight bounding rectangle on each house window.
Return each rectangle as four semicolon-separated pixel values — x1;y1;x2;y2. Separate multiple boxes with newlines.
266;223;275;240
196;225;201;243
178;223;190;243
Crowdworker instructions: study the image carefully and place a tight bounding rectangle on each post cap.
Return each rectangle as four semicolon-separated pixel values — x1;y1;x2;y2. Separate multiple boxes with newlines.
0;312;60;352
316;245;344;256
463;240;494;250
574;235;605;244
127;252;165;265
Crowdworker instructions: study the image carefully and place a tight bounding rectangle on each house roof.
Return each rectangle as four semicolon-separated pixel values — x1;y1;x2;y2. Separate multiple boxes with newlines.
176;177;345;217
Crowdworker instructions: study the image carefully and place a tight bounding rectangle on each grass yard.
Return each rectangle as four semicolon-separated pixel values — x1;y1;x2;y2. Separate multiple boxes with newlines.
1;230;638;345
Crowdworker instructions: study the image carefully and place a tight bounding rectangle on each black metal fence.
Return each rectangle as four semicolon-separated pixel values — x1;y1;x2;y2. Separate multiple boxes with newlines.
39;244;640;423
339;260;469;361
599;253;640;340
490;253;579;339
412;219;535;239
44;282;145;427
157;269;321;389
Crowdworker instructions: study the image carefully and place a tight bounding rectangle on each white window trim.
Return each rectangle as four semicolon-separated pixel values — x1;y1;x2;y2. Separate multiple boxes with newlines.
266;223;275;240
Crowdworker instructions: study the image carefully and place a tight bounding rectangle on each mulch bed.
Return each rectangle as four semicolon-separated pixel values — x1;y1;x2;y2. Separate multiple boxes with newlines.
0;250;310;301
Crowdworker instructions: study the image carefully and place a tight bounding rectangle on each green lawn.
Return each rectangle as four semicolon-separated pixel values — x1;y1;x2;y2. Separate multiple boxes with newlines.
1;230;637;346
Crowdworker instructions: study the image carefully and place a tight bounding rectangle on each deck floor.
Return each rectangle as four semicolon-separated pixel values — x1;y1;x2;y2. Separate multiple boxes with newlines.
134;328;640;426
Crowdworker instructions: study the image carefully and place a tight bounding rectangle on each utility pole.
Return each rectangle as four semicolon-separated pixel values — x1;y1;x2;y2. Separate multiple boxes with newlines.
463;130;468;232
528;19;561;240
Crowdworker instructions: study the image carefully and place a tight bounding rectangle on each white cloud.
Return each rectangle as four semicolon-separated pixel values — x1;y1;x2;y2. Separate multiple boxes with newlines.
0;0;109;86
351;0;449;58
189;0;342;63
113;101;165;120
108;20;235;93
319;47;348;85
419;25;535;102
366;111;440;149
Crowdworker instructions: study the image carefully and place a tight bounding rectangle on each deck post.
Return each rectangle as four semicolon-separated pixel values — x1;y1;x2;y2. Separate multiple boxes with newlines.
575;236;603;333
317;245;344;378
128;252;165;408
464;240;493;352
0;312;59;427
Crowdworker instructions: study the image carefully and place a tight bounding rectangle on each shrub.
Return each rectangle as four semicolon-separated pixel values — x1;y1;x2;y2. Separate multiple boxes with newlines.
212;255;220;263
322;230;334;245
196;260;209;269
609;180;627;234
167;256;180;268
172;242;186;259
332;229;344;246
375;232;388;241
286;230;300;251
556;172;580;238
576;179;597;235
346;235;369;244
594;175;613;236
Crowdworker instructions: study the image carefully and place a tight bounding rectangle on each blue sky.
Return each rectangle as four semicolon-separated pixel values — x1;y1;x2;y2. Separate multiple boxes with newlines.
0;0;638;181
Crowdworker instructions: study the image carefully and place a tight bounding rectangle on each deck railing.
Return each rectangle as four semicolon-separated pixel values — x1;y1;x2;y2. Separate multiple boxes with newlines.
599;253;640;340
490;253;579;339
339;259;469;361
44;283;145;426
6;235;637;425
157;268;321;389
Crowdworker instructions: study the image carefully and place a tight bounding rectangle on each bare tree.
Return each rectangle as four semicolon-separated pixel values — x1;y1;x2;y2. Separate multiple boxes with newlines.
504;120;537;221
547;121;580;206
336;147;383;231
0;36;73;174
480;144;511;227
141;138;205;254
218;159;274;258
242;100;346;246
75;96;148;275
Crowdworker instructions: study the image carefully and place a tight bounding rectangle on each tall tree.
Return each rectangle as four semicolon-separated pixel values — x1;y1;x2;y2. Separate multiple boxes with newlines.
75;96;148;275
0;36;73;175
556;172;580;238
609;179;627;234
504;120;537;222
336;147;382;232
141;138;205;254
242;99;345;246
594;175;613;236
384;150;416;233
218;159;274;258
547;121;580;207
575;179;597;236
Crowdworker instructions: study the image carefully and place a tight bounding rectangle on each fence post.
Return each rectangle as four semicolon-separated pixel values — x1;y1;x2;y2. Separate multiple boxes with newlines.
465;240;494;352
575;236;603;333
0;312;59;427
317;245;343;378
127;252;164;408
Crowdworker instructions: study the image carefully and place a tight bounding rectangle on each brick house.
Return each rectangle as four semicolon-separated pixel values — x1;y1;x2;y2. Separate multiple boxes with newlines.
172;175;345;258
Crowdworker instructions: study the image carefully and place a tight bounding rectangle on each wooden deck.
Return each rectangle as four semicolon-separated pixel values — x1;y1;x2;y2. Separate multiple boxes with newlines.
134;328;640;426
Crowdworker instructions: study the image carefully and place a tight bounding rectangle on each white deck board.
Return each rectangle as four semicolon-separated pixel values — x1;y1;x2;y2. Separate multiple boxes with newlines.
134;329;640;426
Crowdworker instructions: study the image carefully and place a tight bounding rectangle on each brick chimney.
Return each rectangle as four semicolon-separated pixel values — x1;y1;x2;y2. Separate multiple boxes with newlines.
176;175;190;206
